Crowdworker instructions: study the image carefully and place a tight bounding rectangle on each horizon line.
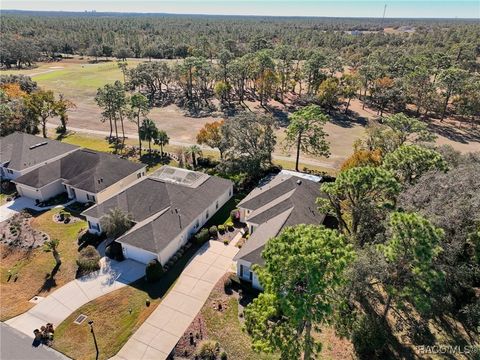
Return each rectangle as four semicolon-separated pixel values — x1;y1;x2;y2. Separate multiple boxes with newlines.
2;8;478;20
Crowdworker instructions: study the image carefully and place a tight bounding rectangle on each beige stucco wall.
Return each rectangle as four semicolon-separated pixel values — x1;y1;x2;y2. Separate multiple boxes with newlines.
95;167;146;204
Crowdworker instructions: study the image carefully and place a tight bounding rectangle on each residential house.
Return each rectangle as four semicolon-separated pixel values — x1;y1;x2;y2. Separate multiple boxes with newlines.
0;132;79;181
13;149;146;204
234;170;326;289
82;166;233;265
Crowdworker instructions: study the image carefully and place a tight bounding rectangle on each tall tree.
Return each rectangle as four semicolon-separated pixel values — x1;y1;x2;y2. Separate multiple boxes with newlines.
55;94;75;135
382;145;447;185
285;105;330;172
437;67;469;120
196;120;226;159
245;225;355;360
95;81;127;152
378;212;444;318
24;89;58;138
185;145;202;168
139;118;158;154
221;112;276;174
155;130;169;157
319;166;400;244
43;238;61;265
128;93;150;156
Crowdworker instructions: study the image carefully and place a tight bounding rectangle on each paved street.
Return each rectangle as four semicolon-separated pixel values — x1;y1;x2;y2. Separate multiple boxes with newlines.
112;239;240;360
0;323;69;360
6;258;145;336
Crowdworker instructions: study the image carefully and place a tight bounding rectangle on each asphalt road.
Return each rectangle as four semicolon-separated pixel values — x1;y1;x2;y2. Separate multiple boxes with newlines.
0;323;69;360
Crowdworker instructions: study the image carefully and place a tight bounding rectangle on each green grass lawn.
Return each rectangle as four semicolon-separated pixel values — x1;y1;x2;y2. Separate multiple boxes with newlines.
0;208;87;320
53;241;201;360
200;286;277;360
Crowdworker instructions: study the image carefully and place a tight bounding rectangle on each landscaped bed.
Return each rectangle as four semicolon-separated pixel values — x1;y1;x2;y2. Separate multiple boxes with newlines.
174;274;354;360
0;208;87;321
0;211;50;250
52;240;202;360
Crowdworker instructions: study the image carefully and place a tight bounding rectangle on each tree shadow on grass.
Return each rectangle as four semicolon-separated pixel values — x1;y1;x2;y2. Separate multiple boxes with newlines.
427;121;480;144
37;262;60;293
139;153;171;171
329;110;368;128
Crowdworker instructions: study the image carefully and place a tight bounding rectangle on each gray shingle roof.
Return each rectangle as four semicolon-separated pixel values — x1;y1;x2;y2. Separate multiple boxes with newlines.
14;149;145;193
235;172;326;265
0;132;78;171
85;170;233;255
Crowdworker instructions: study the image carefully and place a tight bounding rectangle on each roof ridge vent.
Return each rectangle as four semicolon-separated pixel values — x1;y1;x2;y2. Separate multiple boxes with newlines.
29;141;48;150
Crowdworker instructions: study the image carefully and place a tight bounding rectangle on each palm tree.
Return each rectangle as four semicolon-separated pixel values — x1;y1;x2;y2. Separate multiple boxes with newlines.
139;118;158;154
99;208;134;239
44;238;61;265
155;130;170;157
185;145;202;168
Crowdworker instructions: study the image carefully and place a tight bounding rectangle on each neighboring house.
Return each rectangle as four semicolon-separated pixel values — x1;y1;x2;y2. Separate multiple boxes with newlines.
13;149;146;204
82;166;233;265
0;132;79;181
234;170;326;289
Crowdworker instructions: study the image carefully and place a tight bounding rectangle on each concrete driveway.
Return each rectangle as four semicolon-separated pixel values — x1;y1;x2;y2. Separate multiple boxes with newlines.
113;240;239;360
6;258;145;337
0;197;37;222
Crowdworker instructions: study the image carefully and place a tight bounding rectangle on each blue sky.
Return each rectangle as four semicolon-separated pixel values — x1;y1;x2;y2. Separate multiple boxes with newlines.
2;1;479;18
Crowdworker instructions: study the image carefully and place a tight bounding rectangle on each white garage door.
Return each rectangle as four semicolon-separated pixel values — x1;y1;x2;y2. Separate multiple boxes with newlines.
121;244;157;264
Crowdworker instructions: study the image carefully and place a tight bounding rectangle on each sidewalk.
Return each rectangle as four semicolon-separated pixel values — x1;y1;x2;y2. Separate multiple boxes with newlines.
6;258;145;336
112;239;240;360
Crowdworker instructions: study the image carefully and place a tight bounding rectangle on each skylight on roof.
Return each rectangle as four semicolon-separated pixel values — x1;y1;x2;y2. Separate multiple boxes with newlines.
150;166;209;188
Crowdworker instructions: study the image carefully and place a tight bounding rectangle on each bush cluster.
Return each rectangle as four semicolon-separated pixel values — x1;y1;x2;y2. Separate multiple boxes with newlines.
194;228;210;244
145;259;164;282
76;246;101;274
105;241;125;261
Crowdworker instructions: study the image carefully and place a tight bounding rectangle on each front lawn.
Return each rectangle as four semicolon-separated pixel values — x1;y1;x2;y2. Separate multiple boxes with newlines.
0;208;87;320
53;241;201;360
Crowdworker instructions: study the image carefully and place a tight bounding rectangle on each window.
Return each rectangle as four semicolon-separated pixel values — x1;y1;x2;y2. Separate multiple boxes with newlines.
88;221;93;229
206;210;209;219
86;193;96;202
7;169;13;174
137;173;142;179
194;219;199;229
215;201;219;210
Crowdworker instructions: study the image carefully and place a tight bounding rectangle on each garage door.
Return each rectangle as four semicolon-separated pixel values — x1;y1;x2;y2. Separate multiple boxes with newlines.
122;244;157;264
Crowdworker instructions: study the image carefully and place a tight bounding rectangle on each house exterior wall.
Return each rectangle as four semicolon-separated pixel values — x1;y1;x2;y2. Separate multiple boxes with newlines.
39;180;65;201
236;259;262;290
16;179;64;202
96;168;146;204
71;187;97;203
85;215;102;234
121;243;157;264
16;184;42;202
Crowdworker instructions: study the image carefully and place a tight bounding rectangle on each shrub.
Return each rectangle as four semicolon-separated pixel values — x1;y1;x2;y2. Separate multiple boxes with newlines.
351;315;387;358
78;230;106;249
145;259;164;282
194;228;210;245
105;241;124;261
209;225;218;237
218;224;225;233
223;239;229;245
220;351;228;360
225;221;234;231
196;340;218;360
76;246;101;274
230;209;239;221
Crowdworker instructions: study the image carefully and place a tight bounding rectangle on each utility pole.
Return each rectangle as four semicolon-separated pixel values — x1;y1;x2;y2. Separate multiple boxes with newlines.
381;4;387;28
88;320;99;360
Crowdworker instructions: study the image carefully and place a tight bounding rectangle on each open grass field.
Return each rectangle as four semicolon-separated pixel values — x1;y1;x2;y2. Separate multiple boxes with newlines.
0;208;87;321
4;58;479;173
